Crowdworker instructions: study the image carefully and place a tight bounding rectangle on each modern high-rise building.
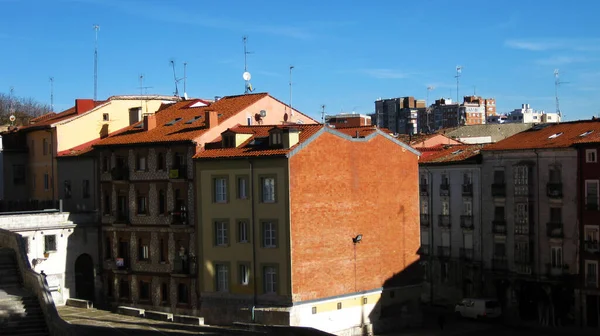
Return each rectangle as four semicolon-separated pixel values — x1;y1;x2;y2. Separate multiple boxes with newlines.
373;97;426;134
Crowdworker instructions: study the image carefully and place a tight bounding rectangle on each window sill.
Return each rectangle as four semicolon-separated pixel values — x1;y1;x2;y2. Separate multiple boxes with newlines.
136;214;148;217
238;241;250;244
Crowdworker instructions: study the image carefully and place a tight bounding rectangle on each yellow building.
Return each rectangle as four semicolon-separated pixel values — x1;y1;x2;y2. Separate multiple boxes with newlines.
2;96;179;204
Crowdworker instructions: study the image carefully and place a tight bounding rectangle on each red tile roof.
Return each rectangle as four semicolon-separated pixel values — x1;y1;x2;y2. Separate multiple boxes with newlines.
484;120;600;151
195;124;323;159
419;144;483;164
329;125;381;138
94;93;270;147
5;101;107;133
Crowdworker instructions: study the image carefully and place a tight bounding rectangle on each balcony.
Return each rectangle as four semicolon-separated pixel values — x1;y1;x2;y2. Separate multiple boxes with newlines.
169;165;187;179
585;240;599;252
420;214;430;227
546;222;564;238
546;264;567;278
437;246;451;258
115;257;130;270
170;207;188;225
114;212;129;225
492;257;508;271
586;275;598;288
111;166;130;181
546;183;562;199
173;255;196;276
586;197;599;211
515;224;530;235
459;248;474;261
419;184;428;196
438;215;451;228
440;184;450;196
491;183;506;197
515;260;532;275
460;215;473;230
462;184;473;196
492;220;507;234
418;245;430;256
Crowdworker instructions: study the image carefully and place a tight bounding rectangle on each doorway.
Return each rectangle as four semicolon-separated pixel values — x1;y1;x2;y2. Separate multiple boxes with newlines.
587;295;599;328
74;254;95;301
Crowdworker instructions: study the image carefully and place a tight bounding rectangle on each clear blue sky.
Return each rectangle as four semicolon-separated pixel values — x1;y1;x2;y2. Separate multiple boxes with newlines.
1;0;599;121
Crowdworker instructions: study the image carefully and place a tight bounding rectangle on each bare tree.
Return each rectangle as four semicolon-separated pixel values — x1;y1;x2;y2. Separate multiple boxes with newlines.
0;92;52;125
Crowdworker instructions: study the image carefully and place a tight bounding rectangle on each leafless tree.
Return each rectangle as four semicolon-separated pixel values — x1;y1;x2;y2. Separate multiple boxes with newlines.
0;92;51;125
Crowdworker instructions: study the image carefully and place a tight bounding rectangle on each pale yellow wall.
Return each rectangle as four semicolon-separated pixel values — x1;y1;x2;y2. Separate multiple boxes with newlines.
26;129;58;200
196;158;291;297
55;99;166;152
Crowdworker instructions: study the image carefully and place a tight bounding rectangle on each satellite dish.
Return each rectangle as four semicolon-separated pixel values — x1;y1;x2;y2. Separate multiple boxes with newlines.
259;110;267;117
9;115;16;122
243;72;252;81
296;119;304;124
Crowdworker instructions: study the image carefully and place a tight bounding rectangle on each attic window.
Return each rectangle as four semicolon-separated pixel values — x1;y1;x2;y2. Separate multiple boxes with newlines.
548;132;563;139
250;137;267;146
271;132;282;145
133;123;144;129
222;135;235;148
184;116;202;124
164;118;182;126
580;130;594;137
451;150;463;155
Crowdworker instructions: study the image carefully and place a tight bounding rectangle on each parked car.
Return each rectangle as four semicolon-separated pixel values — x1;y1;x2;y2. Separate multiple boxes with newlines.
454;298;502;319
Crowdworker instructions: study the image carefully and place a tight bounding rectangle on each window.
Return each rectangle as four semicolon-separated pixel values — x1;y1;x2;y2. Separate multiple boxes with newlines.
238;220;249;243
44;235;56;252
494;206;505;221
493;169;505;184
216;264;229;292
494;242;506;257
515;203;529;224
271;132;282;145
551;246;562;268
337;302;342;310
138;239;149;260
103;193;110;215
263;221;277;248
586;180;599;208
585;226;599;246
215;221;229;246
119;279;129;299
103;112;110;121
264;266;277;294
239;263;250;285
102;156;109;172
586;149;597;163
157;153;165;171
237;176;248;199
549;167;561;183
139;281;150;301
223;135;235;148
214;177;227;203
137;194;147;214
177;283;188;303
441;173;449;186
514;165;529;189
82;180;90;198
463;200;472;216
441;200;449;215
43;138;48;155
13;165;25;185
421;199;429;214
64;180;72;199
136;155;147;171
44;173;49;191
585;260;598;287
104;237;112;260
550;207;562;223
159;238;166;263
420;174;428;185
312;307;317;314
515;242;530;263
158;190;166;215
161;283;168;303
463;172;472;185
261;177;276;203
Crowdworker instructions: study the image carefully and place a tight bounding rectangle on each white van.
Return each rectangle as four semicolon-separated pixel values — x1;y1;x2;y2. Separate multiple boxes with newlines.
454;298;502;319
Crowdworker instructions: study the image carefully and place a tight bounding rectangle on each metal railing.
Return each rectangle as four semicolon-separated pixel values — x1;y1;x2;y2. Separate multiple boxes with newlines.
462;184;473;196
460;215;473;229
546;222;564;238
491;183;506;197
440;184;450;196
437;246;451;258
438;215;451;228
546;183;562;198
459;248;473;261
492;220;507;234
420;214;430;227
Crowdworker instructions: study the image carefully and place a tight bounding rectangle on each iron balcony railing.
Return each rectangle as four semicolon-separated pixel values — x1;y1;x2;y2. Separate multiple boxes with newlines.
440;184;450;196
437;246;451;258
491;183;506;197
585;240;599;252
438;215;451;228
462;184;473;196
546;222;564;238
492;256;508;271
459;248;474;261
492;220;507;234
460;215;473;229
420;214;430;227
546;183;563;199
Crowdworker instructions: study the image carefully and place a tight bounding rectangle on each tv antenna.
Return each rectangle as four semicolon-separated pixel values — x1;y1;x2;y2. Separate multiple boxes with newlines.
93;24;100;101
8;86;15;114
183;62;188;99
321;104;326;123
138;74;153;113
455;66;462;103
170;59;184;97
49;77;54;111
289;65;294;116
554;69;569;118
243;36;254;93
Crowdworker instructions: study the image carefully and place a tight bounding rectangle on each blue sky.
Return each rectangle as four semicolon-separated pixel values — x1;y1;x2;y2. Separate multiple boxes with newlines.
1;0;599;121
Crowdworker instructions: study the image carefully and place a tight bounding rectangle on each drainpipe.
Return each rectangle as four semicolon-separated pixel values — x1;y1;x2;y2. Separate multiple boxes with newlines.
249;159;258;322
534;150;541;281
478;164;484;296
422;165;434;305
577;148;584;328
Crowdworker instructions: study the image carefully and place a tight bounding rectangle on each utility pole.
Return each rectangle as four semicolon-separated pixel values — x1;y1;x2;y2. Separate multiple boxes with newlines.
49;77;54;112
93;24;100;101
289;65;294;116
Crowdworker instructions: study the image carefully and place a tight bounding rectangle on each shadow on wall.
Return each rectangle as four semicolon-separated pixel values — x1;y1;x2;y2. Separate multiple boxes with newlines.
367;258;425;335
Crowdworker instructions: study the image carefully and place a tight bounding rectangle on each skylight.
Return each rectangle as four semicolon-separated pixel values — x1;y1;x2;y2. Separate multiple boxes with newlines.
580;130;594;137
184;116;202;124
164;118;182;126
133;123;144;129
451;149;463;155
189;101;208;108
548;132;563;139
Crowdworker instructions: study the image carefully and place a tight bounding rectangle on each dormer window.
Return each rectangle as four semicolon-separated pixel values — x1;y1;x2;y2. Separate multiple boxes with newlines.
271;132;282;145
223;135;235;148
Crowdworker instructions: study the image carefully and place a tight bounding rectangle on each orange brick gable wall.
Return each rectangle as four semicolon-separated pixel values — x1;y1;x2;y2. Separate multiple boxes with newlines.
288;131;420;302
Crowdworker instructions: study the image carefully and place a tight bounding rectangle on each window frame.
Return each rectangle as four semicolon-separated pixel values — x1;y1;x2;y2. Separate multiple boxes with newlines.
82;179;90;199
157;152;165;171
138;280;151;301
585;260;598;287
262;220;278;248
262;264;278;294
214;220;229;247
43;173;49;191
237;175;249;200
238;262;250;286
237;219;250;243
44;234;57;253
215;263;230;292
103;112;110;121
260;176;276;203
136;193;148;215
64;180;72;199
585;180;599;207
136;154;147;172
213;176;228;203
586;149;597;163
158;189;166;215
177;282;189;304
550;246;563;268
138;238;150;261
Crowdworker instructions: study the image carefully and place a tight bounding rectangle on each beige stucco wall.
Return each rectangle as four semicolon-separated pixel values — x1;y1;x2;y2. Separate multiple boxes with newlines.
196;158;291;300
55;99;167;152
26;129;58;200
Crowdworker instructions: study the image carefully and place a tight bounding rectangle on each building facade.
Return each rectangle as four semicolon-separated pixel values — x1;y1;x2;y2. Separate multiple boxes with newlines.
195;124;422;334
419;145;484;304
487;104;561;124
373;96;426;134
94;93;316;315
325;113;371;128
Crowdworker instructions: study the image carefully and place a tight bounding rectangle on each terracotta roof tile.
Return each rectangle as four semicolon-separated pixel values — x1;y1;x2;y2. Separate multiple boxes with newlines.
330;125;381;137
420;144;484;164
94;93;269;147
484;120;600;151
195;124;323;159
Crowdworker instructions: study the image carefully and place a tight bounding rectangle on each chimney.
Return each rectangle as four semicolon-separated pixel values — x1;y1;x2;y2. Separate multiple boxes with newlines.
75;99;95;115
143;114;157;131
205;111;219;128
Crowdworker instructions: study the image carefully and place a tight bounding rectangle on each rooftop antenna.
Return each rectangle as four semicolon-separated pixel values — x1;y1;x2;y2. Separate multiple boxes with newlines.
426;86;435;131
170;60;180;97
93;24;100;101
455;66;462;104
8;86;15;114
289;65;294;116
242;36;254;94
183;62;188;99
138;74;153;112
473;85;476;96
321;104;326;124
49;77;54;112
554;69;569;119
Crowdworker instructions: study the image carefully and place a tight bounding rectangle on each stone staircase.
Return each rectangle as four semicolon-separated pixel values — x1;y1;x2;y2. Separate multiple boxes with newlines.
0;248;49;336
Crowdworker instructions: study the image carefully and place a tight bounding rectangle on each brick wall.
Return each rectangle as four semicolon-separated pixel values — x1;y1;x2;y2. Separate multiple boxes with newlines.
288;131;420;302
